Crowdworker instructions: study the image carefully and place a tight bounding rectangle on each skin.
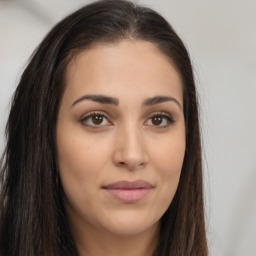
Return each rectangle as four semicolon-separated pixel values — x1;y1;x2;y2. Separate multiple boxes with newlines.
56;40;186;256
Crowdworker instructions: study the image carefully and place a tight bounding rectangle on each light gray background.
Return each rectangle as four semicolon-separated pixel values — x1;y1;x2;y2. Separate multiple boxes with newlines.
0;0;255;255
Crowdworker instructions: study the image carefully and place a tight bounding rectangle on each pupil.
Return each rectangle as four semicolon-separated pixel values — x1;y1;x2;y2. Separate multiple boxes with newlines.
92;115;103;125
152;116;162;125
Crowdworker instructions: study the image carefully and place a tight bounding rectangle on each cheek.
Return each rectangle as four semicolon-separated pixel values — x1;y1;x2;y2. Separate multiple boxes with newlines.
154;132;185;176
56;130;111;221
151;131;185;202
56;128;108;199
57;127;111;177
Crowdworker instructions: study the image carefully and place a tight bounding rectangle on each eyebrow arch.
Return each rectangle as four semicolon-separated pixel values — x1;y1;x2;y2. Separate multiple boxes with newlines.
71;94;181;109
142;96;182;109
71;94;119;107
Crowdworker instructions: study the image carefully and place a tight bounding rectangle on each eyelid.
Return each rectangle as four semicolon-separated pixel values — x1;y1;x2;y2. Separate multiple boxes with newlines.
144;111;175;128
80;111;112;128
79;110;175;129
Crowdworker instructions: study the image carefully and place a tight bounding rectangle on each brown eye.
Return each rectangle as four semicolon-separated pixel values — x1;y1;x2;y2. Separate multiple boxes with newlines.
145;113;174;128
92;115;104;125
152;115;163;125
80;112;111;128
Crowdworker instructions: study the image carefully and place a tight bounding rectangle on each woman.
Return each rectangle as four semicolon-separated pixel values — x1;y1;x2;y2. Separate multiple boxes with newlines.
0;0;208;255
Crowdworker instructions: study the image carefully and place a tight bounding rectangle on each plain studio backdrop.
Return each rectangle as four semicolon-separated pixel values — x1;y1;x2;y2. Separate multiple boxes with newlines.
0;0;255;255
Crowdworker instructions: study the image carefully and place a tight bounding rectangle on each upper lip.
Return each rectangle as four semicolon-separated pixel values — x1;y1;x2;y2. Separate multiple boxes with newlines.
103;180;154;190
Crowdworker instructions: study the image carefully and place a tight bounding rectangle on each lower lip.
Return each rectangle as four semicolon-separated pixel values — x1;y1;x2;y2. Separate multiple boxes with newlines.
104;188;152;203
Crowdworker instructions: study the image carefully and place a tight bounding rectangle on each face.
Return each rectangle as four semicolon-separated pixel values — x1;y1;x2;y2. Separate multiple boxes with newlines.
56;40;186;237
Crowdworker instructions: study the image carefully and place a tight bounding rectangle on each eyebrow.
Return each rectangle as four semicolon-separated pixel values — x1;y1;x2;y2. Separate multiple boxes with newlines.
72;94;119;107
143;95;181;109
71;94;181;109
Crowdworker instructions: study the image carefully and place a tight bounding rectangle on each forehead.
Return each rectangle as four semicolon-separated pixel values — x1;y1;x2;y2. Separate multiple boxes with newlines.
64;40;183;105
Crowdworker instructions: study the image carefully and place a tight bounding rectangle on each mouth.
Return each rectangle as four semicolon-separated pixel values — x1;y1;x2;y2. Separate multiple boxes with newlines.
102;180;154;203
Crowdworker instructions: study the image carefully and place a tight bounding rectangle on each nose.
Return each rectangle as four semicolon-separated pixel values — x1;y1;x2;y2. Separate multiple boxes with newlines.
112;124;148;171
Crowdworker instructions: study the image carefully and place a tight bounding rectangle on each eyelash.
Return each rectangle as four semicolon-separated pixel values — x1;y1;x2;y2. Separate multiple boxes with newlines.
80;111;112;129
80;111;175;129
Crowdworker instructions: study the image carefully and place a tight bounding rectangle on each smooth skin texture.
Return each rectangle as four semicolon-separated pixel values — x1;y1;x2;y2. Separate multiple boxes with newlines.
56;40;186;256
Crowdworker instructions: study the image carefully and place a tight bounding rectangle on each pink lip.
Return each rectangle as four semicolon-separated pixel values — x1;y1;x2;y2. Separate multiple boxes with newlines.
103;180;154;203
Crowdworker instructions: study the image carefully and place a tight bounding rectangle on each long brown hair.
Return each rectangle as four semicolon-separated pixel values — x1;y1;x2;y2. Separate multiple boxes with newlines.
0;0;208;255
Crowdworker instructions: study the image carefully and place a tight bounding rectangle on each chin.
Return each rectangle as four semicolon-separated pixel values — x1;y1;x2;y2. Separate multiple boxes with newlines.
98;210;160;236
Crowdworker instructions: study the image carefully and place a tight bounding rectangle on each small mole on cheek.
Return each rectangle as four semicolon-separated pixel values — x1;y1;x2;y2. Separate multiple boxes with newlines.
86;146;92;152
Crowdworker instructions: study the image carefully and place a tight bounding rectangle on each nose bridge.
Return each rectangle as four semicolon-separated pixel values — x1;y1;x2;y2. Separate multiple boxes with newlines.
123;122;143;152
113;120;147;170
